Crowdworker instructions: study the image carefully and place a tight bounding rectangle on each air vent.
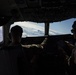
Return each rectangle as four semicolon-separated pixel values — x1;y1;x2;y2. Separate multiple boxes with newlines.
28;0;38;3
15;0;25;4
41;0;62;7
29;0;36;1
27;0;40;7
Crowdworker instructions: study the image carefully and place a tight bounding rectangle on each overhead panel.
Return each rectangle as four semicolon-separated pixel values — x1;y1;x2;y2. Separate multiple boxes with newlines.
1;0;76;23
13;0;76;22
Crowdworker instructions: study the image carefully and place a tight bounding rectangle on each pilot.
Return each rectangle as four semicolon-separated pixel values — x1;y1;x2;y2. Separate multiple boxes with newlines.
69;21;76;75
10;25;48;65
10;25;47;48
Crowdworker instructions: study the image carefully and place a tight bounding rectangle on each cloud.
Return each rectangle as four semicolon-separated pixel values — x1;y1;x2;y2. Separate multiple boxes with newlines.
11;21;44;37
49;29;63;35
10;21;61;37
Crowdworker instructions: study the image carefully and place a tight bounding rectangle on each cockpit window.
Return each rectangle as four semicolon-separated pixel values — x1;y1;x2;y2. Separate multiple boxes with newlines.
49;18;76;35
10;21;45;37
0;26;3;42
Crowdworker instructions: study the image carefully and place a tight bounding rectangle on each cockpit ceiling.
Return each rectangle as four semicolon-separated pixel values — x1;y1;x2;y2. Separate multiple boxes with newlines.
0;0;76;24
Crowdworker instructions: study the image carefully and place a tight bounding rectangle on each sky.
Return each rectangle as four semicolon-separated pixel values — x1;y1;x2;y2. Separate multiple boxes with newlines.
50;18;76;34
0;18;76;42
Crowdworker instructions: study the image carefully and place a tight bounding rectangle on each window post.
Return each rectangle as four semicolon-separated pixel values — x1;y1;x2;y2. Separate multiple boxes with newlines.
45;22;49;35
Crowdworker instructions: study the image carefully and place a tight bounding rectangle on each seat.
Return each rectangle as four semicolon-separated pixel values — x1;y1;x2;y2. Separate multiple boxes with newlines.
0;45;29;75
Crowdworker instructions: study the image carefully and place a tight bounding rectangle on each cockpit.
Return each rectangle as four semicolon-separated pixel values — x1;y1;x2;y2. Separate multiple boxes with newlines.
0;0;76;75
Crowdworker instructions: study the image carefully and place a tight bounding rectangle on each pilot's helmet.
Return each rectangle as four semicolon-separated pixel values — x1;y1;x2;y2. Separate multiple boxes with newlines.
71;21;76;33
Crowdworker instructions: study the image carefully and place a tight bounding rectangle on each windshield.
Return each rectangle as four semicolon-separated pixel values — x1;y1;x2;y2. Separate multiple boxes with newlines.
10;18;76;37
0;26;3;42
10;21;45;37
49;18;76;35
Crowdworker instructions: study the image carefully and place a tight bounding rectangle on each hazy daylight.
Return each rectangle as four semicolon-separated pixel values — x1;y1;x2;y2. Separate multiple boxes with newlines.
0;18;76;42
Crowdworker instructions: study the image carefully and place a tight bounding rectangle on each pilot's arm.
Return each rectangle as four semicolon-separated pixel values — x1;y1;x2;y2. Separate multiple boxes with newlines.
30;38;48;49
22;38;48;49
40;38;48;48
65;41;74;50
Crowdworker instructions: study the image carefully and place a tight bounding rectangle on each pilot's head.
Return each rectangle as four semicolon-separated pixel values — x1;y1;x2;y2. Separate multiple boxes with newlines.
10;25;23;43
71;21;76;39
